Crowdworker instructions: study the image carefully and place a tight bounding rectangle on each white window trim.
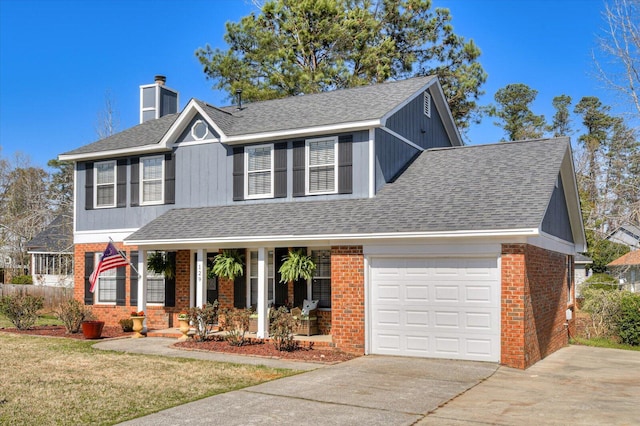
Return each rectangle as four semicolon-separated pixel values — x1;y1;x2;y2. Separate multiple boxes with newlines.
140;155;165;206
94;253;116;305
94;160;116;209
244;144;274;199
305;136;338;195
190;119;209;141
308;247;332;310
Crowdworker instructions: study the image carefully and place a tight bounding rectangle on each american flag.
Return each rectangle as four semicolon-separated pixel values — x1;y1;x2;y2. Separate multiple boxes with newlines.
89;242;130;293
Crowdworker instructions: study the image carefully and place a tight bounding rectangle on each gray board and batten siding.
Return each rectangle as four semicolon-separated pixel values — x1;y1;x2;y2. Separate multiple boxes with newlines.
541;173;574;243
375;89;453;191
75;130;371;232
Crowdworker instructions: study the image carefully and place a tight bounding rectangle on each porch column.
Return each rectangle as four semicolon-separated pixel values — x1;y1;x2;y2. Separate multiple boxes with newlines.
195;249;205;308
137;249;148;330
256;247;269;338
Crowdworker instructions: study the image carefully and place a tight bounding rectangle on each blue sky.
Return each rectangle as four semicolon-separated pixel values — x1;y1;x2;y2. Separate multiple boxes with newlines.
0;0;615;169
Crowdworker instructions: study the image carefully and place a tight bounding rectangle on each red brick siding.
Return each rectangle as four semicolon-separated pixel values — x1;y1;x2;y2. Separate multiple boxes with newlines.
74;243;190;329
330;246;365;354
501;244;574;369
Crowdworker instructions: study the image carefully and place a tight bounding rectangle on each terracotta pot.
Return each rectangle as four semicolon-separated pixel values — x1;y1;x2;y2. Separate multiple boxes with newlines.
131;316;146;338
81;321;105;339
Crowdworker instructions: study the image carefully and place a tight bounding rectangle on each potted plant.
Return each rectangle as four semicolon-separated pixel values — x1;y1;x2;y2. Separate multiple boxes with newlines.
211;250;244;281
279;248;316;284
177;312;190;340
130;310;146;338
80;308;104;339
147;251;176;279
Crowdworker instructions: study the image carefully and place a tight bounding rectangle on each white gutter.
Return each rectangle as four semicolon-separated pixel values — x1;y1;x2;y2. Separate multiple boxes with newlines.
125;228;540;247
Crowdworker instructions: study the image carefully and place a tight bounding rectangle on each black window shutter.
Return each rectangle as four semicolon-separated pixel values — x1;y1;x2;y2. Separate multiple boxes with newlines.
130;251;138;306
164;153;176;204
233;273;246;308
232;147;244;201
116;264;126;306
130;158;139;207
338;135;353;194
164;252;177;307
84;252;94;305
84;163;94;210
117;159;127;207
274;142;287;198
292;141;305;197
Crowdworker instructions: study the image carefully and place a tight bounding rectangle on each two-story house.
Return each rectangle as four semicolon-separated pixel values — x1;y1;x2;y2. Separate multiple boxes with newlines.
60;75;586;369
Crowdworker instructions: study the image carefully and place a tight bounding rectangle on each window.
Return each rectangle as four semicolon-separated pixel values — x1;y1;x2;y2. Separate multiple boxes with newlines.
306;137;337;195
141;156;164;204
423;91;431;117
33;253;73;276
245;144;273;198
249;250;274;306
311;249;331;308
96;253;117;304
146;250;167;304
191;120;209;141
95;161;116;208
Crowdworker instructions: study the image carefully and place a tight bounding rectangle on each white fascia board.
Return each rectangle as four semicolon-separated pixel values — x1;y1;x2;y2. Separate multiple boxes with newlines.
529;231;580;255
160;99;225;147
59;145;170;162
221;120;381;145
74;229;138;244
125;228;540;248
561;143;588;252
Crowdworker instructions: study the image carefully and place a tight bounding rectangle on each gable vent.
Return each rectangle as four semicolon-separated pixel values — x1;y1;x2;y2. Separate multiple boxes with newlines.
423;91;431;118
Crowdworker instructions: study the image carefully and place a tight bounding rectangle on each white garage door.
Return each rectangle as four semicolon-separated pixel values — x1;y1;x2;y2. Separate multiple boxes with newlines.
370;257;500;362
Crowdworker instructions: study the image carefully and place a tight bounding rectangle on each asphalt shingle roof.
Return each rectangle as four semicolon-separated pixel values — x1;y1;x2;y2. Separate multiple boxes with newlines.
27;213;73;252
61;76;435;156
126;137;570;244
61;113;179;156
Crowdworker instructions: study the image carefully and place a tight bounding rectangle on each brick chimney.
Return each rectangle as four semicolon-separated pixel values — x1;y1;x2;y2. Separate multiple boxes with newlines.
139;75;178;123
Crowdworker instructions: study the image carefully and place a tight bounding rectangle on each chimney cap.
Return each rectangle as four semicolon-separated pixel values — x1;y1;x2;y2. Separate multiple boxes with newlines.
154;75;166;85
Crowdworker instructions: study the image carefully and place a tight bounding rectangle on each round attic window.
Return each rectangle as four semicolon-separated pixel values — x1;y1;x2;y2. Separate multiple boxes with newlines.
191;120;209;141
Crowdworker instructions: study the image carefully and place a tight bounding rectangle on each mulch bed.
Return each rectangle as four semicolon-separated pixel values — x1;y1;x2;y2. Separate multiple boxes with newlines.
174;337;357;364
0;326;357;364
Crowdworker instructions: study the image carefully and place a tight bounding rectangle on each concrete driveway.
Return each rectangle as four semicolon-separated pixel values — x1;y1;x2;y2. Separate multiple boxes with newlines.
112;340;640;426
420;345;640;425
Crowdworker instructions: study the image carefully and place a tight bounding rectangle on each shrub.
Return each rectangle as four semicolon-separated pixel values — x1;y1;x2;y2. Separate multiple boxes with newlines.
222;307;251;346
583;273;619;291
269;306;299;352
119;318;133;332
54;299;94;333
0;293;44;329
10;275;33;285
581;287;623;338
188;301;219;341
617;292;640;346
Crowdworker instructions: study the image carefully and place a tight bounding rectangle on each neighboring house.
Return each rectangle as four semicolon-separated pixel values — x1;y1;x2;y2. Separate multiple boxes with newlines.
59;75;586;369
607;250;640;293
575;253;593;296
26;213;74;287
607;223;640;250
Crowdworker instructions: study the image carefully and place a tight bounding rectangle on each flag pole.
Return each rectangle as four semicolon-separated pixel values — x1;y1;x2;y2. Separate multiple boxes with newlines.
109;237;139;275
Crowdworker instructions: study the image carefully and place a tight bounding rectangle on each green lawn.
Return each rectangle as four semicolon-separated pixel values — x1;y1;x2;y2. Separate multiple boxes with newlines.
0;333;295;425
571;336;640;351
0;312;63;328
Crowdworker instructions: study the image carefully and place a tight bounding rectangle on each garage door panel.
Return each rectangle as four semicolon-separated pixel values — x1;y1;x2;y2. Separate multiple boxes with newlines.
370;256;500;362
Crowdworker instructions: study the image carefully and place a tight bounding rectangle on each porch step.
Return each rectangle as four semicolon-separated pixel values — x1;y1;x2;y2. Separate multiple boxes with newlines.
146;328;334;348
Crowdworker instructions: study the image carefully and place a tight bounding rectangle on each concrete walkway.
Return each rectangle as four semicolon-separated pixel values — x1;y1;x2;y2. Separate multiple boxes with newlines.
95;339;640;425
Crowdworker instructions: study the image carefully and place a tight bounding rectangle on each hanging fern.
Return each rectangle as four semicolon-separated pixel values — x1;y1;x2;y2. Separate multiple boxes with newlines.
147;251;175;279
212;250;245;280
279;249;316;283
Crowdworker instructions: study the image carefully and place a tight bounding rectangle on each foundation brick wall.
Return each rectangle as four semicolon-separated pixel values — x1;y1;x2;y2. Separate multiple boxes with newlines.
501;244;574;369
330;246;365;354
